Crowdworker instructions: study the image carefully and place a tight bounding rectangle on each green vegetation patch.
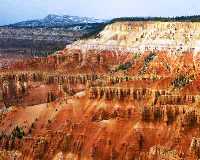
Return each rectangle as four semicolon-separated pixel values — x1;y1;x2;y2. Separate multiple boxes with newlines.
140;52;156;75
11;126;25;139
110;15;200;23
171;75;190;88
115;62;132;72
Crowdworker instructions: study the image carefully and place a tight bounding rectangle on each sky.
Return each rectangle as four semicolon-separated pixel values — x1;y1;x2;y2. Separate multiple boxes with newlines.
1;0;200;25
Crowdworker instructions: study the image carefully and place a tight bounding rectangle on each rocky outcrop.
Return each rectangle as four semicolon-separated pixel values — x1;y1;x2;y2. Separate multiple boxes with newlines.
1;21;200;160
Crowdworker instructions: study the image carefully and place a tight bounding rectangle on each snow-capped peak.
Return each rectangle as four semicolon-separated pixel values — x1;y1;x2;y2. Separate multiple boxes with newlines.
8;14;107;27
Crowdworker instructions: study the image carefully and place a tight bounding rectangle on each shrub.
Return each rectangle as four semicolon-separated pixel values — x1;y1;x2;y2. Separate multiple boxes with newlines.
140;52;156;74
11;126;24;139
172;75;190;88
115;62;132;71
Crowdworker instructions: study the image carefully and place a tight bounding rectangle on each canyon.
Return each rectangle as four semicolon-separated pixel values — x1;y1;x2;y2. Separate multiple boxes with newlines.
1;21;200;159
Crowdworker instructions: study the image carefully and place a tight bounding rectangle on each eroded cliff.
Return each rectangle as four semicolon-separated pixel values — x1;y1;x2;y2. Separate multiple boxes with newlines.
1;21;200;160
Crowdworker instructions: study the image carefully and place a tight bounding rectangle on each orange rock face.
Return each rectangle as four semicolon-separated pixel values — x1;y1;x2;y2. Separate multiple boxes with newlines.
1;21;200;160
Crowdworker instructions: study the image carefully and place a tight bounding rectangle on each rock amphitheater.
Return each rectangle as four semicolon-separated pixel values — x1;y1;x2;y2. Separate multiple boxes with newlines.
1;21;200;159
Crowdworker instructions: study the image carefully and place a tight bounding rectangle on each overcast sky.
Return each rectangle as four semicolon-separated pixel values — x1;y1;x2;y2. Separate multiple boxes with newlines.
1;0;200;25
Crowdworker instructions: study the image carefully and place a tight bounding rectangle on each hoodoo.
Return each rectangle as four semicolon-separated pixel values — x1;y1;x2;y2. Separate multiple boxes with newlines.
1;20;200;159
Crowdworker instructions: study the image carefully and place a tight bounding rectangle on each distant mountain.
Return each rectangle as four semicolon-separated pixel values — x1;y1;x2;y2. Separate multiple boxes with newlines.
7;14;107;28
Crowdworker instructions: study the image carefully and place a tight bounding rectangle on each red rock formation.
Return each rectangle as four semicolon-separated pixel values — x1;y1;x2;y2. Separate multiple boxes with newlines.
1;21;200;159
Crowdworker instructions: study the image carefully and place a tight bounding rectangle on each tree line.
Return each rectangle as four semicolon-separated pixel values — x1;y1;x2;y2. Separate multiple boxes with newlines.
110;15;200;23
